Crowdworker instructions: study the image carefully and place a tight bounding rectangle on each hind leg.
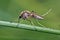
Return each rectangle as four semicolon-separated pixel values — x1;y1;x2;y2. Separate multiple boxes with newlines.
36;19;46;27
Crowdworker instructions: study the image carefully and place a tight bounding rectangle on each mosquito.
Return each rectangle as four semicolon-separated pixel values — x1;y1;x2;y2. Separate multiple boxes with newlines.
17;9;52;27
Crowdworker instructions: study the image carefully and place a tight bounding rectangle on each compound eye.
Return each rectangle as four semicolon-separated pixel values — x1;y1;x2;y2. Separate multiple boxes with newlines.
19;16;22;19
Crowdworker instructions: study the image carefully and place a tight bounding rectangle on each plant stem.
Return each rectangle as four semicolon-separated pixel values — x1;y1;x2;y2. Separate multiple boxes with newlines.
0;21;60;35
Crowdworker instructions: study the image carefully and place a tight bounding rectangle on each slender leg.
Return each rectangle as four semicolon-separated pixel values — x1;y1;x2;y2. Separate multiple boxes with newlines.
16;16;21;27
16;19;20;27
36;19;46;27
27;19;38;31
42;8;52;16
26;19;34;25
37;22;45;27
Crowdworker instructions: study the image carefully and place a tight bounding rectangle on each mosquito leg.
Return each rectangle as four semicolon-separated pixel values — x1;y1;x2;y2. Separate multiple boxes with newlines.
42;8;52;16
16;19;20;27
36;19;46;27
26;19;38;31
30;21;34;25
37;22;45;27
27;19;34;25
16;16;22;27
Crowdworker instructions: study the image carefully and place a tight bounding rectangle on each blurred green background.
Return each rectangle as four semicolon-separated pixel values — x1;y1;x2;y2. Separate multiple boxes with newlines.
0;0;60;40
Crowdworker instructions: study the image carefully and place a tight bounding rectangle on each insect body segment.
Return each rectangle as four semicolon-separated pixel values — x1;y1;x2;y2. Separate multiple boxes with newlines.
31;14;44;20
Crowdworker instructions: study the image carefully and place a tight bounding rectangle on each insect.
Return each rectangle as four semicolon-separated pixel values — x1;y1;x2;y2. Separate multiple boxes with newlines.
19;10;44;20
17;9;52;27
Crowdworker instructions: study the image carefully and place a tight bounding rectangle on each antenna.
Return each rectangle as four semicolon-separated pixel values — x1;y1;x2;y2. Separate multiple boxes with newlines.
42;8;52;16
